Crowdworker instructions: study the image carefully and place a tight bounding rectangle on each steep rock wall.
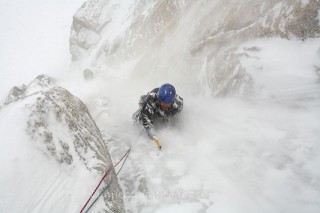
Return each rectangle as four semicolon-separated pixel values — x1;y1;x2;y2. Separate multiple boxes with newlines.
70;0;320;96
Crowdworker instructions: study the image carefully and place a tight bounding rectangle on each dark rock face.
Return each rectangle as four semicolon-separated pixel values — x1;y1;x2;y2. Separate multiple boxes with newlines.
4;75;125;212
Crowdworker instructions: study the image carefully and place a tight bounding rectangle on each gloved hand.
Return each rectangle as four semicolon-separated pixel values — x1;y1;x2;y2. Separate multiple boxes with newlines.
146;127;156;139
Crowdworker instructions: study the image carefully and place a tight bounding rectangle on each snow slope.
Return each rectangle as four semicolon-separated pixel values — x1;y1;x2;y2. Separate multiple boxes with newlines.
1;0;320;213
77;38;320;213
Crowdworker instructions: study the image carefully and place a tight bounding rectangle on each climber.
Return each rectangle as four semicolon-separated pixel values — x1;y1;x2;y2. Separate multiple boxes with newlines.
132;83;183;149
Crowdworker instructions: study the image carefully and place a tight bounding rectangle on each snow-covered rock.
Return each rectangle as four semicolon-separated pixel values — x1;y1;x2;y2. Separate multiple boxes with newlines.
70;0;111;60
1;75;125;212
4;75;55;105
69;0;320;96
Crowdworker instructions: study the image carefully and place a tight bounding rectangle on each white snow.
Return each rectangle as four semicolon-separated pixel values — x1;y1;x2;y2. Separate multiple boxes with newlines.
239;38;320;105
1;0;320;213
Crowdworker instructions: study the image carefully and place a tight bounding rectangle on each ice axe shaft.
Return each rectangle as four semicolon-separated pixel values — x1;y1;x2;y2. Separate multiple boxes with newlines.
153;136;162;150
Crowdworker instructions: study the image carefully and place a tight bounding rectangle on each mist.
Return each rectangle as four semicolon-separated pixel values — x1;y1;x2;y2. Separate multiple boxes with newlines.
1;0;320;212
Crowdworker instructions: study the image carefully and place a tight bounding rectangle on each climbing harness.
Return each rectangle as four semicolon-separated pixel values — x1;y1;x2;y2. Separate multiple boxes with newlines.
80;147;131;213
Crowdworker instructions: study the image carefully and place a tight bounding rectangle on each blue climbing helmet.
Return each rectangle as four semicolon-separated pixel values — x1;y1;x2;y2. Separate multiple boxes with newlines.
158;83;176;104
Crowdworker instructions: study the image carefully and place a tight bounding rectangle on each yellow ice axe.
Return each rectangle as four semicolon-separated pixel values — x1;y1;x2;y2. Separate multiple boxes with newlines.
152;136;162;150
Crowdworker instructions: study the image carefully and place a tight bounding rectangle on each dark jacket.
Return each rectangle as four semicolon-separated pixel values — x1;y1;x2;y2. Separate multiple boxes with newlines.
133;88;183;129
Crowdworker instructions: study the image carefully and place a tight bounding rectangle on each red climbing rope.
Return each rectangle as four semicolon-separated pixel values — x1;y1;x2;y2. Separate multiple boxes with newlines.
80;147;131;213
